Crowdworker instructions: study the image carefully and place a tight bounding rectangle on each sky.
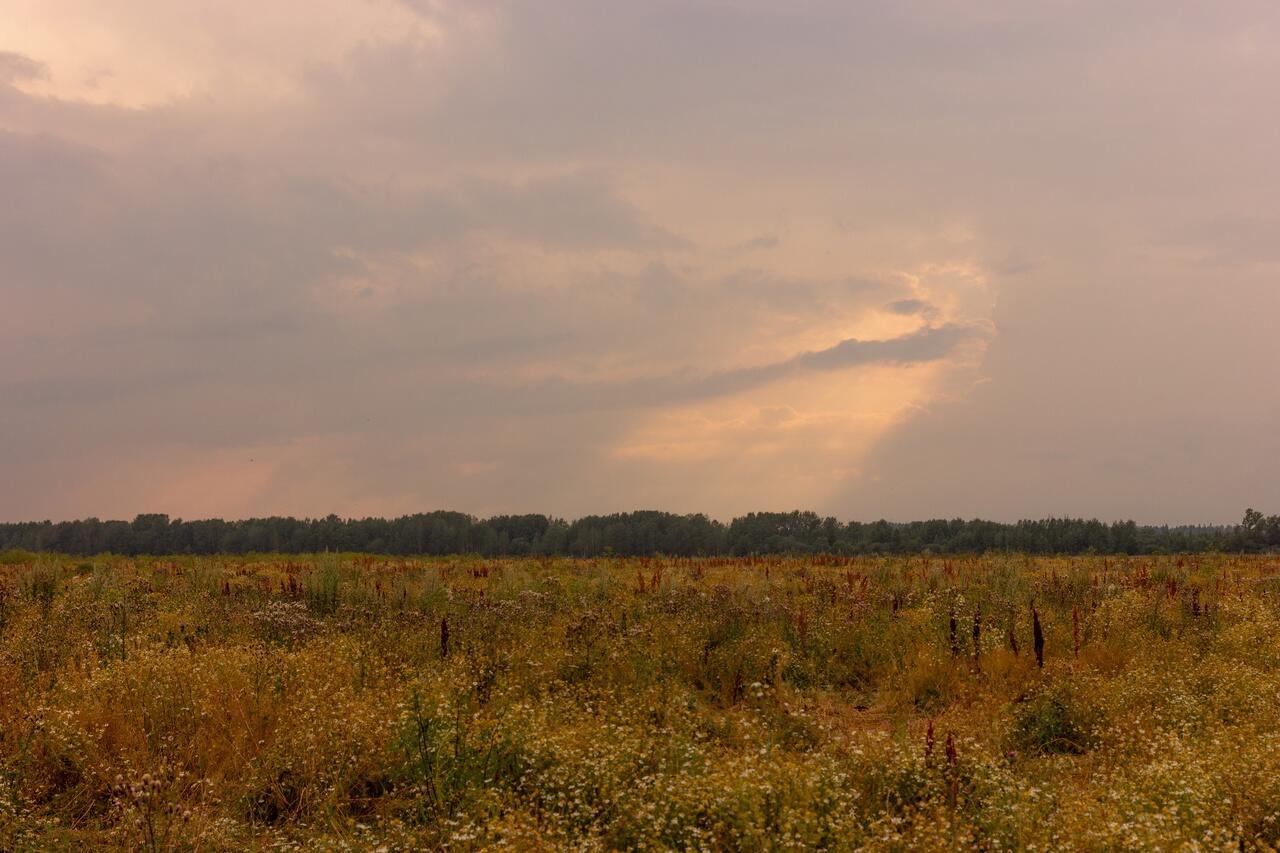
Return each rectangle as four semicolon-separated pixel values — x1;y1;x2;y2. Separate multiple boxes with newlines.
2;0;1278;524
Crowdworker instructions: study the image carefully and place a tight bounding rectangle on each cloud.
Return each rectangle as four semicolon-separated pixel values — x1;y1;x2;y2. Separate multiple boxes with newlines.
448;323;987;415
1162;216;1280;268
0;51;48;83
731;234;779;253
884;299;930;316
2;0;1278;523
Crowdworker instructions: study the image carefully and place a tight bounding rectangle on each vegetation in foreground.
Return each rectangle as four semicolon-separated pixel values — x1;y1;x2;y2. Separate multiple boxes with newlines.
3;552;1280;849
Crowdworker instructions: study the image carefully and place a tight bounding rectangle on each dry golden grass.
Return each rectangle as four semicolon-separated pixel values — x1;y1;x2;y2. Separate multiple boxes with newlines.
2;552;1280;849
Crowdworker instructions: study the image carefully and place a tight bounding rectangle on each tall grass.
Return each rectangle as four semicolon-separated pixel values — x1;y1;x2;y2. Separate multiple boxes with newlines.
2;553;1279;848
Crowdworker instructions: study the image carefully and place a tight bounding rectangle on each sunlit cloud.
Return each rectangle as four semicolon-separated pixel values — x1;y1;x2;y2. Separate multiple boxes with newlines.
2;0;1278;523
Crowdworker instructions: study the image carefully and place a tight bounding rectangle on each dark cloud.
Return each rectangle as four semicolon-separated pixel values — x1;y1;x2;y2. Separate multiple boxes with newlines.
731;234;779;252
0;124;681;317
0;51;48;83
884;299;929;316
444;323;986;416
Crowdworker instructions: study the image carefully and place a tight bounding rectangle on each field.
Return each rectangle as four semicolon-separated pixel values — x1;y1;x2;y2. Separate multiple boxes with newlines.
3;552;1280;850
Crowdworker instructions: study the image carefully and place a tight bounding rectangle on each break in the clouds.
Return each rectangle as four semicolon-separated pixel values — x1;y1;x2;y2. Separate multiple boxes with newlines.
1;1;1278;523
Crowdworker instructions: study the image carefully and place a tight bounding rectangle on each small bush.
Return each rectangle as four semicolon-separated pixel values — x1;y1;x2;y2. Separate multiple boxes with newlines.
1009;682;1102;755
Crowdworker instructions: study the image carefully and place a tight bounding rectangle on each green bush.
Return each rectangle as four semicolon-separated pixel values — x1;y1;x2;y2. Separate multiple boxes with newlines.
1009;683;1102;755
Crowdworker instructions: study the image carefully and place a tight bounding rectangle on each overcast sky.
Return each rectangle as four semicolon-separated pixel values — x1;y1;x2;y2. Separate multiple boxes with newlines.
2;1;1278;524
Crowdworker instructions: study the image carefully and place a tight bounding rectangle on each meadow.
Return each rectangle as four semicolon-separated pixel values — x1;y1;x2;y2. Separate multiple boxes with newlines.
3;551;1280;850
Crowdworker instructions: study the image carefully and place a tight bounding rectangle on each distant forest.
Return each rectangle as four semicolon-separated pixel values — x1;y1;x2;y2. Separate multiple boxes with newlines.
1;509;1278;557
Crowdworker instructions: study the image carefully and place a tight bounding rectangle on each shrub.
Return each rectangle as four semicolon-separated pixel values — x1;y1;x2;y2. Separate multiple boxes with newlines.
1009;681;1102;755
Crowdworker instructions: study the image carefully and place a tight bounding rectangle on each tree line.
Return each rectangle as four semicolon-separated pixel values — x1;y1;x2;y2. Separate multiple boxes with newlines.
1;508;1277;557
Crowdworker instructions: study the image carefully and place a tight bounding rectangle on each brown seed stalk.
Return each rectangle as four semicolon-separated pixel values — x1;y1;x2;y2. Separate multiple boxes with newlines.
1032;605;1044;668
